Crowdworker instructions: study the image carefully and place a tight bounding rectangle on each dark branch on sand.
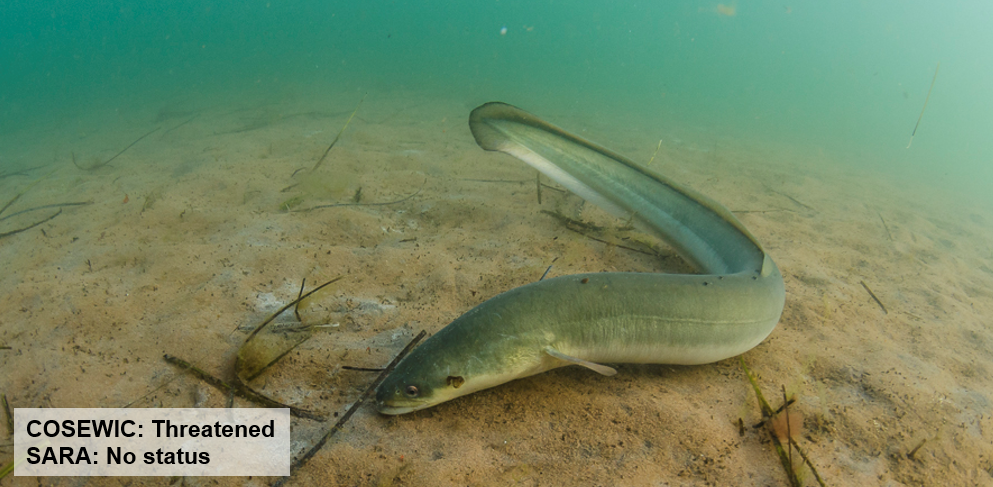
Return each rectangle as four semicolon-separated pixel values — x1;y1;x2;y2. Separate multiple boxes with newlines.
271;330;427;487
860;280;888;314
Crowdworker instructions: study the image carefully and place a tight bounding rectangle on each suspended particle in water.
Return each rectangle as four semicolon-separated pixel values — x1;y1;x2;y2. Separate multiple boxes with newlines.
500;25;508;36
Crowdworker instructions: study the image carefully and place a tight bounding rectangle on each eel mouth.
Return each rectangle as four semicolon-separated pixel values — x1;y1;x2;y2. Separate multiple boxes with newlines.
375;400;423;416
375;385;433;415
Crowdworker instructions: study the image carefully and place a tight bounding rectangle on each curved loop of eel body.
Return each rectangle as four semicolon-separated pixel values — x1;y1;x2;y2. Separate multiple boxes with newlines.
375;102;786;415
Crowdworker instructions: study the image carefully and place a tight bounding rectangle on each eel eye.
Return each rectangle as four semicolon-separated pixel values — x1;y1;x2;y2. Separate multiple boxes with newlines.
404;385;419;397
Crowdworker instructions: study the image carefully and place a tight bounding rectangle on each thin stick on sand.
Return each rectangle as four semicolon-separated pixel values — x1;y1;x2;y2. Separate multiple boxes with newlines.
271;330;427;487
878;211;894;241
72;127;160;170
2;394;12;437
310;95;366;173
782;386;793;473
647;138;663;166
741;359;826;487
536;171;542;204
907;62;939;149
860;280;888;314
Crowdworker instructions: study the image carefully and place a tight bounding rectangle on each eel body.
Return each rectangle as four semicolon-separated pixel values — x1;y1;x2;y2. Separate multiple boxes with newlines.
375;102;785;414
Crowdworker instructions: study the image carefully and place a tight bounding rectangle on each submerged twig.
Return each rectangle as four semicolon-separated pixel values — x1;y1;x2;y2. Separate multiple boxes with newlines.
752;397;799;429
741;358;827;487
294;278;306;323
771;190;814;211
340;365;385;372
0;209;61;240
272;330;427;487
0;183;83;239
104;127;160;166
457;176;566;193
539;265;553;281
536;171;542;204
907;62;939;149
0;165;44;180
0;201;91;223
163;354;321;420
238;277;344;349
789;436;827;486
782;386;793;474
0;167;58;217
163;355;235;396
165;277;346;420
458;177;566;195
310;95;365;173
2;394;12;438
741;360;801;487
0;168;88;239
860;280;888;314
647;138;663;166
232;277;347;418
297;177;426;212
878;212;894;241
235;276;345;367
541;210;662;257
74;127;160;170
163;115;199;135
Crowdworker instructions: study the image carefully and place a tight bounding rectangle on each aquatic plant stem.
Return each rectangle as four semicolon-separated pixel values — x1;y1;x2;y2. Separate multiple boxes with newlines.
0;167;59;217
907;62;939;149
310;95;366;173
740;358;802;487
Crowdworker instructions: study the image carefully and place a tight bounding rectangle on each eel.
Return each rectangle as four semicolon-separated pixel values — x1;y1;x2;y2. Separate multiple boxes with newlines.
375;102;785;415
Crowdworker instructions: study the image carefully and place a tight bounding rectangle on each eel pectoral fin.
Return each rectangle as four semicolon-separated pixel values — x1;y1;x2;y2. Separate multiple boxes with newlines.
545;347;617;376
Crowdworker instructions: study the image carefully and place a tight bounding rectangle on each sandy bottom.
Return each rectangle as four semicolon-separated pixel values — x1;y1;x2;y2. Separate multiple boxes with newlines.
2;91;992;486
